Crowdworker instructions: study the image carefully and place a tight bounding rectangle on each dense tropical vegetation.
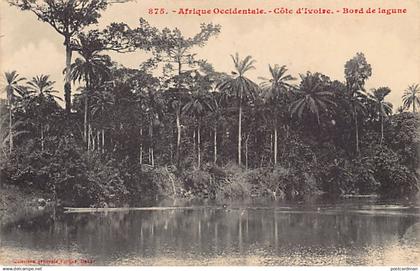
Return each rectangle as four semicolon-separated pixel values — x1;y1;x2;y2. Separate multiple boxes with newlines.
1;0;419;207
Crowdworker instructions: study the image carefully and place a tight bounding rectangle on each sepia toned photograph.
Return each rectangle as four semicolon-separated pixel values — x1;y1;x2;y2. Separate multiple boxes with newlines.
0;0;419;267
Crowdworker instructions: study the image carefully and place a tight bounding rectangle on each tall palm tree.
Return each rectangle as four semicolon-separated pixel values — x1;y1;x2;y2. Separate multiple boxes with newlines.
209;91;223;164
344;53;372;155
3;71;26;154
345;88;369;154
183;90;212;168
27;75;61;151
371;87;393;146
260;64;295;165
0;114;28;157
402;84;420;113
289;72;336;125
90;86;114;153
217;53;259;166
71;34;111;145
138;88;164;167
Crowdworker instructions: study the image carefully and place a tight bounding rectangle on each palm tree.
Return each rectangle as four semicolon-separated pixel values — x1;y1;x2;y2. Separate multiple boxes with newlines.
27;75;61;100
402;84;420;113
71;34;111;145
3;71;26;154
371;87;393;145
183;90;212;168
209;91;223;164
217;53;259;166
346;88;369;154
90;86;114;153
260;64;295;165
138;88;164;167
0;114;28;157
27;75;61;151
289;72;336;125
344;53;372;155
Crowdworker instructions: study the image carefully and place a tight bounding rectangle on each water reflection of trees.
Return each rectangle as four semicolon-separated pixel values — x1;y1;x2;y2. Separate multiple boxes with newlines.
1;208;418;264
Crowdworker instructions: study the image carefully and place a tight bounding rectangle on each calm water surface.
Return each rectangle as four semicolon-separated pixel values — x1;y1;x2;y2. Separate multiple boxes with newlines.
1;199;419;265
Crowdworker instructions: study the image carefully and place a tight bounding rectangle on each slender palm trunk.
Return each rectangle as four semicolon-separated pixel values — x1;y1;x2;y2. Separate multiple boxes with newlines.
96;130;100;152
380;114;384;146
193;128;196;152
101;129;105;153
92;130;96;151
88;123;92;151
238;95;242;166
149;122;154;167
414;101;416;113
139;128;143;164
8;104;12;154
269;133;273;164
176;108;181;166
176;62;182;166
274;123;278;165
151;148;154;167
64;40;72;114
41;123;44;152
245;134;249;169
83;93;88;145
354;109;360;154
170;143;173;164
213;126;217;164
197;124;201;168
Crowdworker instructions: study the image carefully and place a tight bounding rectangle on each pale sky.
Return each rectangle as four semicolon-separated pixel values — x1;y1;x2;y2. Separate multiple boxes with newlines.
1;0;419;109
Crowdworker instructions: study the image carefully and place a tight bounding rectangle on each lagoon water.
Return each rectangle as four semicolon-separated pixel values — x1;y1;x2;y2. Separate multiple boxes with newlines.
1;199;419;266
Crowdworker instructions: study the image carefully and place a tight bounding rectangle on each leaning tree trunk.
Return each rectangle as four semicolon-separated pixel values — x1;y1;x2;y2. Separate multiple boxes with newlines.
64;39;73;114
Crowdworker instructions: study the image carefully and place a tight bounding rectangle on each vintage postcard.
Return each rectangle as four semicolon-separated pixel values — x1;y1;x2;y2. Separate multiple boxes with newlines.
0;0;419;269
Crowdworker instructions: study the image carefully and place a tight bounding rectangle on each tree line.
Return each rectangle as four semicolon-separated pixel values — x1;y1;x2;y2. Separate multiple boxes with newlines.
1;0;419;206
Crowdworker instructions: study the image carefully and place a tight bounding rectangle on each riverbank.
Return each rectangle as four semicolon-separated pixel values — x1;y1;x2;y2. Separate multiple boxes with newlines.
0;184;52;225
